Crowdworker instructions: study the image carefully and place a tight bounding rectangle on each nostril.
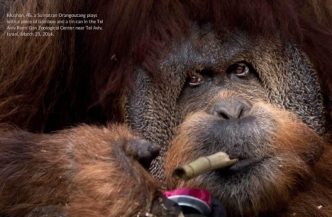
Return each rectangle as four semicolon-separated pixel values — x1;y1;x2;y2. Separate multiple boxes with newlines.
237;104;249;118
238;101;252;118
238;107;244;118
219;111;230;120
213;107;231;119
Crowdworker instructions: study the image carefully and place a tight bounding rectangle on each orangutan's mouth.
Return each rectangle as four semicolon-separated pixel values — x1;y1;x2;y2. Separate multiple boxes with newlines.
227;157;264;172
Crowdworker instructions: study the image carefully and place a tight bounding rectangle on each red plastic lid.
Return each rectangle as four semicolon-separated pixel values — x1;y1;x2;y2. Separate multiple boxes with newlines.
164;188;212;214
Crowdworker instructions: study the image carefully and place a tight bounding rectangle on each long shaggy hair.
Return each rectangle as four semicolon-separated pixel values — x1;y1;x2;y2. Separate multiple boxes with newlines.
0;125;179;217
1;0;332;132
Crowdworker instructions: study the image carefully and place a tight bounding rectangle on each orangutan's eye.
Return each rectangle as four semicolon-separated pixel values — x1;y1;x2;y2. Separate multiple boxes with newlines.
187;72;204;87
230;63;250;78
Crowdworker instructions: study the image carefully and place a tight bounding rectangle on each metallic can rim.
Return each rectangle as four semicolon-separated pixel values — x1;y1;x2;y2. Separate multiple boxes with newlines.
167;195;211;215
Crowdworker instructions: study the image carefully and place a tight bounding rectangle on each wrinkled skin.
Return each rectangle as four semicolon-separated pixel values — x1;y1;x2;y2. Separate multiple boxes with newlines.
127;25;329;216
128;25;326;180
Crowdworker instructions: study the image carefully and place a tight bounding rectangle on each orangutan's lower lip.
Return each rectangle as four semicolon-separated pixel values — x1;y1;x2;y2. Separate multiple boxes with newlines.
228;158;263;172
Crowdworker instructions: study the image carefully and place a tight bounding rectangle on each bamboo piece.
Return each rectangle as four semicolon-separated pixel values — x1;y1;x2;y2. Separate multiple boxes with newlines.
172;152;239;181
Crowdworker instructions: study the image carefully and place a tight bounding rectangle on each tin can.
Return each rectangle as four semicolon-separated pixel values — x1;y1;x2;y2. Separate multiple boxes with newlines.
164;188;211;215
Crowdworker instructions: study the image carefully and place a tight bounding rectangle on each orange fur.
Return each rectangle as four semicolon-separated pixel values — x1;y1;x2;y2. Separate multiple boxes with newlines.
0;0;332;133
0;125;179;217
0;1;331;216
165;102;332;216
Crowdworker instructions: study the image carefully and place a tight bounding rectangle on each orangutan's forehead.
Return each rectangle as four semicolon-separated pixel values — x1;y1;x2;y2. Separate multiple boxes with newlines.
158;27;271;77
